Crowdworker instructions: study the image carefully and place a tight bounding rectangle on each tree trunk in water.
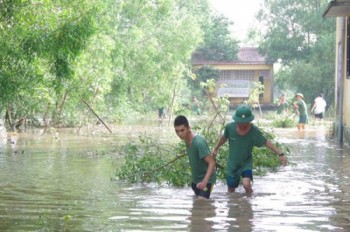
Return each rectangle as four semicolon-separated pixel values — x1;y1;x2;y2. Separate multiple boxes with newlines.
56;91;68;124
5;105;13;131
77;87;100;133
43;102;51;127
167;81;177;126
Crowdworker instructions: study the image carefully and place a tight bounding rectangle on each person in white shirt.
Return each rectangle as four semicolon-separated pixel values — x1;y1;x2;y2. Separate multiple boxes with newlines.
311;93;327;122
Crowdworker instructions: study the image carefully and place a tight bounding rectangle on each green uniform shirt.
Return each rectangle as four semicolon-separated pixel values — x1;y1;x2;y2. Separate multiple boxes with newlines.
223;122;267;177
296;99;307;116
186;135;216;184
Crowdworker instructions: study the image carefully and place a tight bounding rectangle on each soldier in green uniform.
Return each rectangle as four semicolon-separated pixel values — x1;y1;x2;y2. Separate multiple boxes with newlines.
174;115;216;199
212;105;287;194
293;93;308;130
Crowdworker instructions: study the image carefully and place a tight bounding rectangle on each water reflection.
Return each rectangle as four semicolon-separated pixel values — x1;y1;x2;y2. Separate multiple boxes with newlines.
188;199;216;231
229;195;253;231
212;193;253;231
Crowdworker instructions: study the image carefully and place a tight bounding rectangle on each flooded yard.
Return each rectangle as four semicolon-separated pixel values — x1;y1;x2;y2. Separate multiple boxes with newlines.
0;122;350;231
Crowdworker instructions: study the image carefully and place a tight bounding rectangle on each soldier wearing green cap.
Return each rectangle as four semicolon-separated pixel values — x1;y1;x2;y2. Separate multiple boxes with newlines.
293;93;308;130
212;105;287;194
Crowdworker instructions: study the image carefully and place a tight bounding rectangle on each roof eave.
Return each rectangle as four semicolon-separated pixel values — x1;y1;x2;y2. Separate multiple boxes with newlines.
323;0;350;17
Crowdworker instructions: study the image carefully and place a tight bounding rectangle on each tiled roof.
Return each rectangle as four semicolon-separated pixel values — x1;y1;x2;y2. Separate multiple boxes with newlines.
192;47;273;65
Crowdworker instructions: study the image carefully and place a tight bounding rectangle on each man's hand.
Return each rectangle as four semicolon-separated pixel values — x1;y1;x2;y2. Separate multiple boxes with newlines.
279;153;287;166
196;182;207;191
211;148;218;157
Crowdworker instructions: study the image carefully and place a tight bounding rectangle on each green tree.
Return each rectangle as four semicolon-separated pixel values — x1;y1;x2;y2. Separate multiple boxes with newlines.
195;13;239;61
256;0;336;106
190;12;240;113
106;0;209;117
0;0;211;126
190;66;220;96
0;1;102;126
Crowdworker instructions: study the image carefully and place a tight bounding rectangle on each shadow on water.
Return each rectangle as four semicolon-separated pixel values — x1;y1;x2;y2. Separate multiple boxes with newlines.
1;122;350;231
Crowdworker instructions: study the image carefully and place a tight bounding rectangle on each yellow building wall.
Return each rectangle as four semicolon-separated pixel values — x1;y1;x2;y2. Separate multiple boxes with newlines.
254;69;274;104
193;63;274;105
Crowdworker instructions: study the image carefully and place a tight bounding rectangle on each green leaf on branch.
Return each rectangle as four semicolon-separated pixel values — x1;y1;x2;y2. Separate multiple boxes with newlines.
115;135;191;187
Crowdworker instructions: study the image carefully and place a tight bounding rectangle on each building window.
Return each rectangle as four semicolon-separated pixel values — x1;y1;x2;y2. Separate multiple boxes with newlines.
220;70;254;81
218;70;254;98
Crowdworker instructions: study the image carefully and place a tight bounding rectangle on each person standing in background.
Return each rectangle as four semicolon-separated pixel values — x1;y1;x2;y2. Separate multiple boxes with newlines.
192;96;201;115
158;107;166;119
277;93;288;115
311;93;327;123
293;93;308;130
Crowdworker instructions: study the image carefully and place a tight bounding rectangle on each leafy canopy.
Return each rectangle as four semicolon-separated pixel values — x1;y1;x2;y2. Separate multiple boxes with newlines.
256;0;335;105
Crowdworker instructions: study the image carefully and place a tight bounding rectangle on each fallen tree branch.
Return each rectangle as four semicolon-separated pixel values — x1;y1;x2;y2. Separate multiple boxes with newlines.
143;153;187;175
141;153;224;181
81;98;112;133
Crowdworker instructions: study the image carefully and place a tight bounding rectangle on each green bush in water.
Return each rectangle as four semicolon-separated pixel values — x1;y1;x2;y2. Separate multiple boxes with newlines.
271;117;296;128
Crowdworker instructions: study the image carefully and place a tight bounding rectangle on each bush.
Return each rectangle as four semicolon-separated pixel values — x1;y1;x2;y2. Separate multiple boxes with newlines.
271;117;296;128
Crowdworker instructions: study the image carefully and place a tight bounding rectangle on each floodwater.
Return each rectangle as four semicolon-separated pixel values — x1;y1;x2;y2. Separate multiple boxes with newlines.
0;122;350;231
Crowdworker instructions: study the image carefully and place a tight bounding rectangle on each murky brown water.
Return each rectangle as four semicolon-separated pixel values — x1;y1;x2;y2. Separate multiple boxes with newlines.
1;122;350;231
